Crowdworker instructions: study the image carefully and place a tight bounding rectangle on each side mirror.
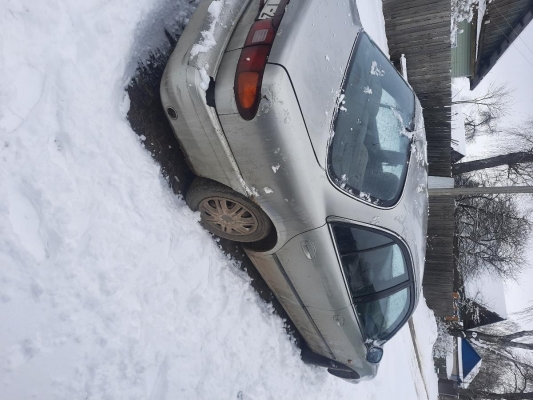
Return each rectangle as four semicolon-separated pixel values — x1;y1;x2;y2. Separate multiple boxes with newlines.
366;346;383;364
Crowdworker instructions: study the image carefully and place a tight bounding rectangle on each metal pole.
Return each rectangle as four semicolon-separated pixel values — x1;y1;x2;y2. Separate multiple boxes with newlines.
429;186;533;196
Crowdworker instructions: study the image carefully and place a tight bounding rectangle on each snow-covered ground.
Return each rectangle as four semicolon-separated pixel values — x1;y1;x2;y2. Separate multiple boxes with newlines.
0;0;438;398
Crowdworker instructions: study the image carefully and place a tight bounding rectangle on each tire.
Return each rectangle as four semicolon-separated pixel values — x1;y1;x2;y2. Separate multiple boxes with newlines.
327;368;360;380
301;346;354;372
186;178;273;243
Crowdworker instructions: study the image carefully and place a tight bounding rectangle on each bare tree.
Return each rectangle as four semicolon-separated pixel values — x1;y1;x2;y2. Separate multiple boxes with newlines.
459;385;533;399
453;82;513;141
458;347;533;399
516;302;533;325
459;390;533;399
463;108;501;142
449;329;533;351
453;152;533;177
445;311;533;399
453;82;513;115
453;120;533;184
454;175;532;280
460;350;533;399
447;323;533;398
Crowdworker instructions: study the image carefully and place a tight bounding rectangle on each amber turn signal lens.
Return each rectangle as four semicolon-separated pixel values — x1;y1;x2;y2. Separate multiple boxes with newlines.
234;45;270;120
237;72;260;109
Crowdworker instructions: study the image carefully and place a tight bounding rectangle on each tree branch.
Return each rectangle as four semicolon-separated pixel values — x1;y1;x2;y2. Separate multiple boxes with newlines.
453;152;533;175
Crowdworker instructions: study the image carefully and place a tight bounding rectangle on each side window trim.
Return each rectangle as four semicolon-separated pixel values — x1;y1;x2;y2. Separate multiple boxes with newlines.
351;283;415;342
351;280;412;304
340;240;394;257
327;219;414;301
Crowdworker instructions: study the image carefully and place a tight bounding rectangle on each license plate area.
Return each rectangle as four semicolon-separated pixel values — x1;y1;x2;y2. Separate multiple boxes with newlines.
258;0;280;20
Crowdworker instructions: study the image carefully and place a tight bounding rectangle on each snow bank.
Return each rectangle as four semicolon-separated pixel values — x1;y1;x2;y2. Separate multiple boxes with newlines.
411;298;441;400
0;0;437;398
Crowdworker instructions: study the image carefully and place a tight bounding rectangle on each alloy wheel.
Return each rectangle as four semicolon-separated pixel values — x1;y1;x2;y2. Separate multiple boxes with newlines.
199;196;259;236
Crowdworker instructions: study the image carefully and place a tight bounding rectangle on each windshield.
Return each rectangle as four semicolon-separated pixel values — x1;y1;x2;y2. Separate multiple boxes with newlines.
328;32;416;207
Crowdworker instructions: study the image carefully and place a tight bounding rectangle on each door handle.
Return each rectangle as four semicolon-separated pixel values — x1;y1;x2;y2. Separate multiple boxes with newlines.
301;240;316;259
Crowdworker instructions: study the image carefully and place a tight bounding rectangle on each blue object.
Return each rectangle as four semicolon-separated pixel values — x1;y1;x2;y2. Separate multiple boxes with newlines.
462;339;482;380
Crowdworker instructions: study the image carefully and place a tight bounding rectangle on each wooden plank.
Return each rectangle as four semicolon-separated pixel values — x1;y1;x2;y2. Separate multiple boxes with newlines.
383;0;454;316
383;0;448;13
386;13;450;26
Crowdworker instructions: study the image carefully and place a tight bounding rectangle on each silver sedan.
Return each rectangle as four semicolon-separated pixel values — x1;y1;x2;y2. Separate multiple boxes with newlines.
160;0;428;382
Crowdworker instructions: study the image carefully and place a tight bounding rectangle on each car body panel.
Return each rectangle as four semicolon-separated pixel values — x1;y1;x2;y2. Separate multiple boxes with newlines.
218;64;328;249
217;60;428;286
322;304;378;376
226;0;261;52
160;0;428;381
214;49;240;115
267;0;363;168
245;251;334;357
275;225;351;311
160;0;252;195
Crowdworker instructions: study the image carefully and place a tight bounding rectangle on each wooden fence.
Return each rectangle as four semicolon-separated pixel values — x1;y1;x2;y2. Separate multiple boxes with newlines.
383;0;455;316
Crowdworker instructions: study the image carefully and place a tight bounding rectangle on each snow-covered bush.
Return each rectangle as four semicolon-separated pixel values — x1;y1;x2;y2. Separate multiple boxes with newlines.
451;0;479;41
433;318;454;358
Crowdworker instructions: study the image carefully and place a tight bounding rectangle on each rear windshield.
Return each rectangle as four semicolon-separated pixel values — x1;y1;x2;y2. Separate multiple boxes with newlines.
328;32;415;207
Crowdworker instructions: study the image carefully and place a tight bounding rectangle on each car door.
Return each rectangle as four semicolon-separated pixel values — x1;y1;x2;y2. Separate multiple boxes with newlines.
275;225;358;360
275;225;349;311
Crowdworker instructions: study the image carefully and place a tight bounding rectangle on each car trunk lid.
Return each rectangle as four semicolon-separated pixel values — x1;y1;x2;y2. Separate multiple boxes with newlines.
267;0;363;168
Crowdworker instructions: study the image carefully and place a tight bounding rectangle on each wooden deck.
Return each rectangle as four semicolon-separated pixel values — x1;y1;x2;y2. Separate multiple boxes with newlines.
383;0;455;316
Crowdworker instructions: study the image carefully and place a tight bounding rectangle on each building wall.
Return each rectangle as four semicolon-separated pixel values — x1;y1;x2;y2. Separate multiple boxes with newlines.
451;21;473;78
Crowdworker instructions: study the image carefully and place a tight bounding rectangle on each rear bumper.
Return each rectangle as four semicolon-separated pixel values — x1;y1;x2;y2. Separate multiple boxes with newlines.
160;0;252;195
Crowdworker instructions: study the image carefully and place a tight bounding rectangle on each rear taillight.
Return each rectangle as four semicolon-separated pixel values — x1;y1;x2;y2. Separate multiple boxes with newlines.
245;19;276;46
236;45;270;118
234;1;288;120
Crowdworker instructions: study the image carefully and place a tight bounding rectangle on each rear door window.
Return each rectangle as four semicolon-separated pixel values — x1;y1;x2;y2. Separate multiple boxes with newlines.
331;223;414;341
356;287;411;340
332;224;409;297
